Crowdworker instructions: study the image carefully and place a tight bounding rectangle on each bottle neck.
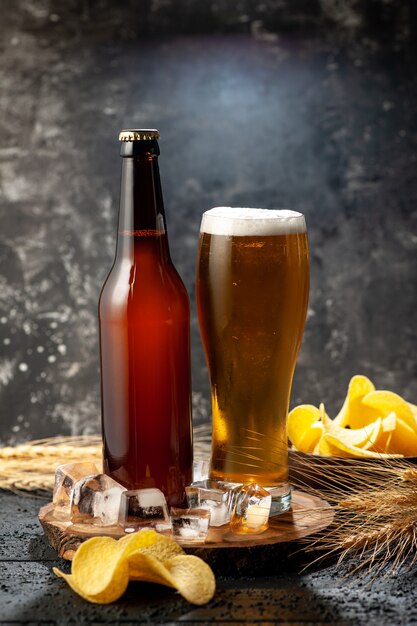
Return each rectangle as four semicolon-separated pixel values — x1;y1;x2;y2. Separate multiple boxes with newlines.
116;155;171;261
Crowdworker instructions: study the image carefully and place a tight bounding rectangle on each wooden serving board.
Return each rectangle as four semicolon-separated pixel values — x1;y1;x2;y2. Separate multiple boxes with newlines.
39;490;333;576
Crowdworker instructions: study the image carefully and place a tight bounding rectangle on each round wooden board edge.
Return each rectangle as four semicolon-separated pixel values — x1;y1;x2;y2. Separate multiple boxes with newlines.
39;489;333;562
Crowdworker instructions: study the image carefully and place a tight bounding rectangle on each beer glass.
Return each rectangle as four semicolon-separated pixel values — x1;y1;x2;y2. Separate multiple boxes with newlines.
196;207;309;514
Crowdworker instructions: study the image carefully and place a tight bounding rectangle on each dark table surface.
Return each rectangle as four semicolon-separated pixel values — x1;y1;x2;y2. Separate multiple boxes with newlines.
1;490;416;625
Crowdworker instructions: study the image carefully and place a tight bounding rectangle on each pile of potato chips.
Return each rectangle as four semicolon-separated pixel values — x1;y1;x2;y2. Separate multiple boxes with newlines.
54;529;215;605
288;375;417;458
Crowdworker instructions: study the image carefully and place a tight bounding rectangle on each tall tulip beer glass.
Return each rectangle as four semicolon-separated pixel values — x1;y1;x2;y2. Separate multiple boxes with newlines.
197;208;309;514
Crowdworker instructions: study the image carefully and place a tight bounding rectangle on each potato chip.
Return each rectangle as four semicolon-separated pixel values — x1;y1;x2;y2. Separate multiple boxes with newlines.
296;420;324;453
164;555;216;606
128;552;177;587
408;401;417;417
53;530;215;605
53;537;129;603
128;553;216;605
117;528;184;561
361;390;417;433
321;405;383;449
333;375;377;428
368;412;397;453
317;433;403;459
291;376;417;459
288;405;322;452
385;417;417;456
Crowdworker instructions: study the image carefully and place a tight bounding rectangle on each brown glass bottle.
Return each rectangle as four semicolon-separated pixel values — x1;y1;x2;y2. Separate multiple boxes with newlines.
99;129;193;506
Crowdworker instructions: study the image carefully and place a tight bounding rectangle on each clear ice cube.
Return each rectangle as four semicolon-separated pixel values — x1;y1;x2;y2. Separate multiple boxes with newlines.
118;488;172;534
70;474;126;526
53;462;100;516
230;483;272;534
185;479;236;527
170;507;211;544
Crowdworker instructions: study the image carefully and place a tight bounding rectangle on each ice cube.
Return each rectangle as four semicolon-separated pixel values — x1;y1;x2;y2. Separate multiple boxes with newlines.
53;462;100;516
185;479;237;527
192;459;210;482
170;507;211;544
230;483;272;534
70;474;126;526
118;488;172;534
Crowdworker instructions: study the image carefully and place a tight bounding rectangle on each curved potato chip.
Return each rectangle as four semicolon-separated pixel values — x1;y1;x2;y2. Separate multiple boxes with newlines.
297;421;324;453
368;412;396;453
317;432;403;459
128;552;177;587
54;561;129;604
54;532;215;606
408;401;417;417
385;417;417;456
118;528;184;561
288;405;322;452
361;390;417;433
128;551;215;604
321;406;383;450
53;537;129;603
292;376;417;458
71;536;118;566
129;553;216;604
333;375;376;428
164;555;216;606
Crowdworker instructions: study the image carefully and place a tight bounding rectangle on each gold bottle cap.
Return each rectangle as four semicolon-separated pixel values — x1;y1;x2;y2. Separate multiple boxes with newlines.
119;129;160;142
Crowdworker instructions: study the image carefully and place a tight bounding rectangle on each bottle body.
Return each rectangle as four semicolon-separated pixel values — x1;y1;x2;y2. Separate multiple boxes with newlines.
99;135;192;506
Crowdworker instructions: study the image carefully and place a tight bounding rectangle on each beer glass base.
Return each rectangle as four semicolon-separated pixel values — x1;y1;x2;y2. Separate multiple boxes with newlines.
266;484;292;516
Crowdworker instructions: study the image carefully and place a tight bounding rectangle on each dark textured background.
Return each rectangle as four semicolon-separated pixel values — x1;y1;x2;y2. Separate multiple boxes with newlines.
0;0;416;444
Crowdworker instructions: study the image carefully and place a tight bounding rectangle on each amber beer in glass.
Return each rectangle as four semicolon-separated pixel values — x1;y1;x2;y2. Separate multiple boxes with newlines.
197;207;309;513
99;130;192;506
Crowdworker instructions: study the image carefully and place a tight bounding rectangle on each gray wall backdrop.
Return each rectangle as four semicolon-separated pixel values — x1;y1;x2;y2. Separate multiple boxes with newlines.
0;0;416;444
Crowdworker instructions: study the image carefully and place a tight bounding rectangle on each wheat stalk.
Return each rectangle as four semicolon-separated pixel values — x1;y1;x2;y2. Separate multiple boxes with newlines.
0;425;212;496
292;454;417;576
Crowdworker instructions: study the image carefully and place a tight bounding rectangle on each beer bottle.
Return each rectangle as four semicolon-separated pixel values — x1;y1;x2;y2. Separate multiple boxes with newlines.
99;129;193;506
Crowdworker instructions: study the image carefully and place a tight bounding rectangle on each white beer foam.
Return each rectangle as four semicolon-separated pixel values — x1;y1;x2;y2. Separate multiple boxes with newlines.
201;207;306;236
